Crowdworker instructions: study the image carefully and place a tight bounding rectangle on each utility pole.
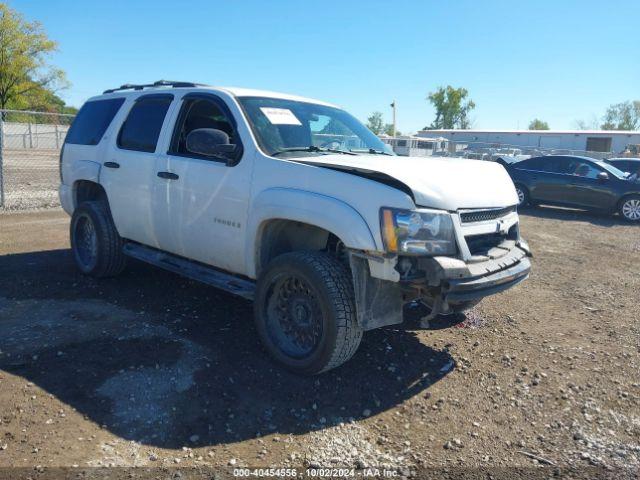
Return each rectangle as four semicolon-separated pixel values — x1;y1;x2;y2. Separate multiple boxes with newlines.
390;100;396;138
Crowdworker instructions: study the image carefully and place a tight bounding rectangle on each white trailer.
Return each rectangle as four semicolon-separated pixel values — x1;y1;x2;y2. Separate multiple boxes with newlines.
379;135;449;157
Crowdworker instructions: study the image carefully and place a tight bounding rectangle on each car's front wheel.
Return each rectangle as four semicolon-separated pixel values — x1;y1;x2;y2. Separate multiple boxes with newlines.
514;184;529;207
254;251;363;375
619;195;640;222
70;201;126;277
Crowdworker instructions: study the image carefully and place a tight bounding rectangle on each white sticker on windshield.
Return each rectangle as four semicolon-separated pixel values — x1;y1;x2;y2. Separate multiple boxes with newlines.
260;107;302;126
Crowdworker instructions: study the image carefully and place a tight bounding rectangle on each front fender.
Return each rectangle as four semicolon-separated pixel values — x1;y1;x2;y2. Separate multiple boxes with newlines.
246;187;377;278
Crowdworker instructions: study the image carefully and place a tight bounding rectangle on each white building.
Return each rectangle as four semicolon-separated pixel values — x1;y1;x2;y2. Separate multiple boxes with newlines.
418;129;640;155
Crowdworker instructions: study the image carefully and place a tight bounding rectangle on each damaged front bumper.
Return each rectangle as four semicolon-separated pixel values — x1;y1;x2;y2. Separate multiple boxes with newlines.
421;240;531;306
444;255;530;303
349;240;532;331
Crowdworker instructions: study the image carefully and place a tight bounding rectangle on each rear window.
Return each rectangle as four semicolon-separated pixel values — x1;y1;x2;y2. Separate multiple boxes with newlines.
596;160;628;179
117;96;173;153
611;160;632;172
65;98;125;145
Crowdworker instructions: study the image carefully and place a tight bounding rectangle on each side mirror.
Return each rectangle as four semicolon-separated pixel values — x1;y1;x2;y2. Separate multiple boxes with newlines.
186;128;237;158
597;172;609;182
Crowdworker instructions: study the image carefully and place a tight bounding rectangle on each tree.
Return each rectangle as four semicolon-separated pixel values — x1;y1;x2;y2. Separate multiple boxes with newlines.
0;3;69;111
425;85;475;129
528;118;549;130
383;123;400;136
365;112;400;136
600;101;640;130
573;116;600;130
9;84;77;114
366;111;384;134
320;117;351;136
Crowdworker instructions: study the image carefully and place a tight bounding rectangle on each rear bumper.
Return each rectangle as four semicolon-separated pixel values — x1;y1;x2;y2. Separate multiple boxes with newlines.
58;184;74;216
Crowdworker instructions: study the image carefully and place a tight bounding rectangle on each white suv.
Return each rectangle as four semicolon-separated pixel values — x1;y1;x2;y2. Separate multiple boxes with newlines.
59;80;531;374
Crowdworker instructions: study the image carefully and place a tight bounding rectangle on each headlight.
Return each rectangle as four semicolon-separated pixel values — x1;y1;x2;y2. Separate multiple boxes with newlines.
380;207;457;255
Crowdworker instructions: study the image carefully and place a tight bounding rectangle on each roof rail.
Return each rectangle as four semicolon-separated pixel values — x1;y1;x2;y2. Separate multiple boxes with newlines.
103;80;207;94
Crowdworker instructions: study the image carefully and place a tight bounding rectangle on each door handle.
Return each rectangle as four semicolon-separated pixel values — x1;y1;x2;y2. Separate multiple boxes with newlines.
104;161;120;169
157;171;179;180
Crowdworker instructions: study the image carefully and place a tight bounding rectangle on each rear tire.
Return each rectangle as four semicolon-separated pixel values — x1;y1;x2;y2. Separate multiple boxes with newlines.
70;201;126;278
619;195;640;222
254;251;363;375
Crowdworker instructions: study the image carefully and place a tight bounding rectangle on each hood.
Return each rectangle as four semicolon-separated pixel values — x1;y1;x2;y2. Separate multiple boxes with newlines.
301;154;519;211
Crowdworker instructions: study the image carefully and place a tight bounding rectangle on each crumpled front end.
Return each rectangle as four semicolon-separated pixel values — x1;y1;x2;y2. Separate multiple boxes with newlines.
348;206;532;330
415;206;531;316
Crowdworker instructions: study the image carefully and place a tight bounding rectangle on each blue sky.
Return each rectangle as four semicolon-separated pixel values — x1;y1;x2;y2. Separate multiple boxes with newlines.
10;0;640;133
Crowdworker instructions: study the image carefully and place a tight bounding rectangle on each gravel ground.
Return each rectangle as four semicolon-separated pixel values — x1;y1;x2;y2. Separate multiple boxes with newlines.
0;150;61;210
0;207;638;479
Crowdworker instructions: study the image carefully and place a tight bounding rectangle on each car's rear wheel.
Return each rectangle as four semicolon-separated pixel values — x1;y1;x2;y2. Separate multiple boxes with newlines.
254;251;363;375
514;184;529;207
619;195;640;222
70;201;126;277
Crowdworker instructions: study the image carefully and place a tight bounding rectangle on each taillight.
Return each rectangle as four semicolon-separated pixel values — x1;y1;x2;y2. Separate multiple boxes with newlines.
59;143;66;183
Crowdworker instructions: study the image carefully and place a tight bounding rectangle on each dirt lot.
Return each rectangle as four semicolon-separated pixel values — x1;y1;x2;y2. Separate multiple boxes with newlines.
0;207;638;478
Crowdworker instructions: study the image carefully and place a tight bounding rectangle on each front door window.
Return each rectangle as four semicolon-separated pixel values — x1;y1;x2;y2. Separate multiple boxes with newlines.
170;98;239;162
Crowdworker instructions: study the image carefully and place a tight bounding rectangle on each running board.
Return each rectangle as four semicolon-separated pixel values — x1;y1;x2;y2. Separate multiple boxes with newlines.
123;243;255;300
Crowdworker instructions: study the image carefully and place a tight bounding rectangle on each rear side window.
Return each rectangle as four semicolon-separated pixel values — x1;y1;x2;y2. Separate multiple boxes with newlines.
516;157;551;172
118;96;173;153
65;98;125;145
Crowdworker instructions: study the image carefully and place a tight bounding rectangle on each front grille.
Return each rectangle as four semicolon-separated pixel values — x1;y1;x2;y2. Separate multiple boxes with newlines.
460;206;516;223
465;233;507;256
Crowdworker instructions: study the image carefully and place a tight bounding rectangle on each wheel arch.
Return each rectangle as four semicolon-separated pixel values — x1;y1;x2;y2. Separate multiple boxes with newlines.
617;192;640;208
74;180;108;208
63;160;106;210
246;188;378;278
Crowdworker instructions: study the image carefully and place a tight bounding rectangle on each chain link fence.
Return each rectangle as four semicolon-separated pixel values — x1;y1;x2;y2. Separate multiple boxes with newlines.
0;109;74;211
381;137;625;160
1;109;634;211
442;140;621;161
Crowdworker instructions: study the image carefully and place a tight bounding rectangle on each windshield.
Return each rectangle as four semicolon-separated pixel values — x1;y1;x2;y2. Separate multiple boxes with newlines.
237;96;389;157
596;160;628;179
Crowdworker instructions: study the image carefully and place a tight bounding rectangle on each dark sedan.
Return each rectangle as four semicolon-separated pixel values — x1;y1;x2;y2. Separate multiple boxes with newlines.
503;155;640;222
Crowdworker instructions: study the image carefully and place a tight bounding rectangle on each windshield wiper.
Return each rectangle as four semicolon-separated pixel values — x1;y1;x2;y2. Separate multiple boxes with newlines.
272;146;357;157
350;148;393;156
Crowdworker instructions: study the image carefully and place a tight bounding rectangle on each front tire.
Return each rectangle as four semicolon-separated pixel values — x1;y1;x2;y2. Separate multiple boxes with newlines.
619;195;640;222
514;184;529;207
254;251;363;375
70;201;126;277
